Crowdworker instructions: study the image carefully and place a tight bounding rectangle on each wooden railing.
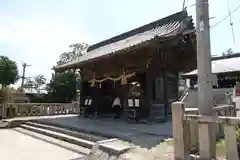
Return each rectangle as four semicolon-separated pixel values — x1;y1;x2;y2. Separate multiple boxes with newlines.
172;102;237;160
0;102;80;118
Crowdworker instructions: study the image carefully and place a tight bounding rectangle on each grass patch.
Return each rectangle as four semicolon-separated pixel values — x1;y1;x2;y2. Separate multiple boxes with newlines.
216;139;226;157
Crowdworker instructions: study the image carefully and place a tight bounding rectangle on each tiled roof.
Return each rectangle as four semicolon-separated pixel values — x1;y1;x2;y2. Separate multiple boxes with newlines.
55;10;194;70
183;55;240;76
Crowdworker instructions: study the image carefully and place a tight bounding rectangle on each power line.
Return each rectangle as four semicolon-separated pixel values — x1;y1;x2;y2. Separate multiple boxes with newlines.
211;3;240;28
190;34;237;72
225;0;236;49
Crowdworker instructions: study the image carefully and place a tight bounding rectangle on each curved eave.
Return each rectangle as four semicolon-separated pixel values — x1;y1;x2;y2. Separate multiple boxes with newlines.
53;16;195;72
53;38;157;72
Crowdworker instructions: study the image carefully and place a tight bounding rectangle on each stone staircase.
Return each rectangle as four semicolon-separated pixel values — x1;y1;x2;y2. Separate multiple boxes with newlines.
16;121;105;156
14;121;133;159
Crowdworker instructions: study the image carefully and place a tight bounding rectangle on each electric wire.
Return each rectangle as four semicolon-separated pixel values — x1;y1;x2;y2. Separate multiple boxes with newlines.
211;3;240;28
225;0;236;49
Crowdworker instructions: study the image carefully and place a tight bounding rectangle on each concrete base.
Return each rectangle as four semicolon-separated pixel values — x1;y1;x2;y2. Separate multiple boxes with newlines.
86;139;132;160
0;120;10;128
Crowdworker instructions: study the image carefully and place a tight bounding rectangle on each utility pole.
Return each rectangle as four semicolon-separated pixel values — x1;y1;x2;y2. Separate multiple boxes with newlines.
196;0;215;158
20;62;31;90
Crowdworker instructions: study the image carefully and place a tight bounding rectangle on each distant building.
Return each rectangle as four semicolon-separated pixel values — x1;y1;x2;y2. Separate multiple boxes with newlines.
183;53;240;88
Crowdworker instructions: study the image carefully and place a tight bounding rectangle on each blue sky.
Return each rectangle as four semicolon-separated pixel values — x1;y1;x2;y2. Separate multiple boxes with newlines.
0;0;239;85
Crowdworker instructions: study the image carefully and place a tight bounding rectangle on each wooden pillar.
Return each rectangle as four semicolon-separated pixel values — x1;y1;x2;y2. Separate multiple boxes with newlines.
159;49;168;119
75;69;82;115
145;58;152;118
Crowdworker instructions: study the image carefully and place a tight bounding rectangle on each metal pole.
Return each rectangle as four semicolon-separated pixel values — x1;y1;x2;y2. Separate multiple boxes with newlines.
20;62;31;90
20;63;26;89
196;0;215;158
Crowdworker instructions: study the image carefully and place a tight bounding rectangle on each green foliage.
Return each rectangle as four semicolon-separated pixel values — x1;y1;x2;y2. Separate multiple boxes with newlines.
47;42;88;102
23;78;34;91
46;71;76;102
0;87;19;102
221;48;234;56
32;74;46;93
0;56;19;87
236;127;240;141
23;74;46;94
57;43;89;66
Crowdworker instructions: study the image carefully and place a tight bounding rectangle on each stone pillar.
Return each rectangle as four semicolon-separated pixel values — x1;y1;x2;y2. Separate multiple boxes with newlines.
172;102;188;160
75;69;82;114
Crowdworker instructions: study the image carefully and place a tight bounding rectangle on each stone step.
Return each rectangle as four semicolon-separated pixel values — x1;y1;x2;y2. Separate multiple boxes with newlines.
30;119;116;139
20;124;95;149
24;121;104;142
13;127;91;156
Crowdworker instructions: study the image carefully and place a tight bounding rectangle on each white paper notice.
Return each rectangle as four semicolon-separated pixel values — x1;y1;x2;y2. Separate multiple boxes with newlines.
135;99;139;107
85;99;88;105
88;99;92;105
128;99;133;107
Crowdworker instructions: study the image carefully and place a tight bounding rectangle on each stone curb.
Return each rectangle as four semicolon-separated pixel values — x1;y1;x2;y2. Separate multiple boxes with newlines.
0;120;10;129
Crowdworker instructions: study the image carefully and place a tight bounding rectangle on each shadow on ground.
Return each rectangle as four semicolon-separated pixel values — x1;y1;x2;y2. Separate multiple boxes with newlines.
35;116;173;149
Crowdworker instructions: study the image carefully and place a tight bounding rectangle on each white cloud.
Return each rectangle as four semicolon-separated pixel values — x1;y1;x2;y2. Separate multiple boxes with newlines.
0;13;95;85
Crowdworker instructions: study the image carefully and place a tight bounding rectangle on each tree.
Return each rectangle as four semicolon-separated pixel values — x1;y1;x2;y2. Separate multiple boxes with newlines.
46;71;76;102
57;52;72;66
23;78;34;92
32;74;46;94
48;42;88;102
57;42;89;66
222;48;234;56
69;43;89;57
0;56;19;88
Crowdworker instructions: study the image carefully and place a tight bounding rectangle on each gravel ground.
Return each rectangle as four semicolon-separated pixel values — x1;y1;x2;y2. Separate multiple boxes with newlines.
119;139;227;160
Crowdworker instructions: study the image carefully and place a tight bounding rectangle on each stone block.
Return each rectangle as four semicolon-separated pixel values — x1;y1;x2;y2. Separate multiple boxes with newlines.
87;138;132;160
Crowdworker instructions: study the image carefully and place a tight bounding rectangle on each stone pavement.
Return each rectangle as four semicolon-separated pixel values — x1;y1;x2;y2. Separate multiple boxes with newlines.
87;142;174;160
2;115;175;159
0;129;84;160
37;116;173;149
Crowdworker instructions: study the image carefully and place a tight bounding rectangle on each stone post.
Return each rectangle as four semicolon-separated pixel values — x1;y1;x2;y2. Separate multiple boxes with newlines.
172;102;188;160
